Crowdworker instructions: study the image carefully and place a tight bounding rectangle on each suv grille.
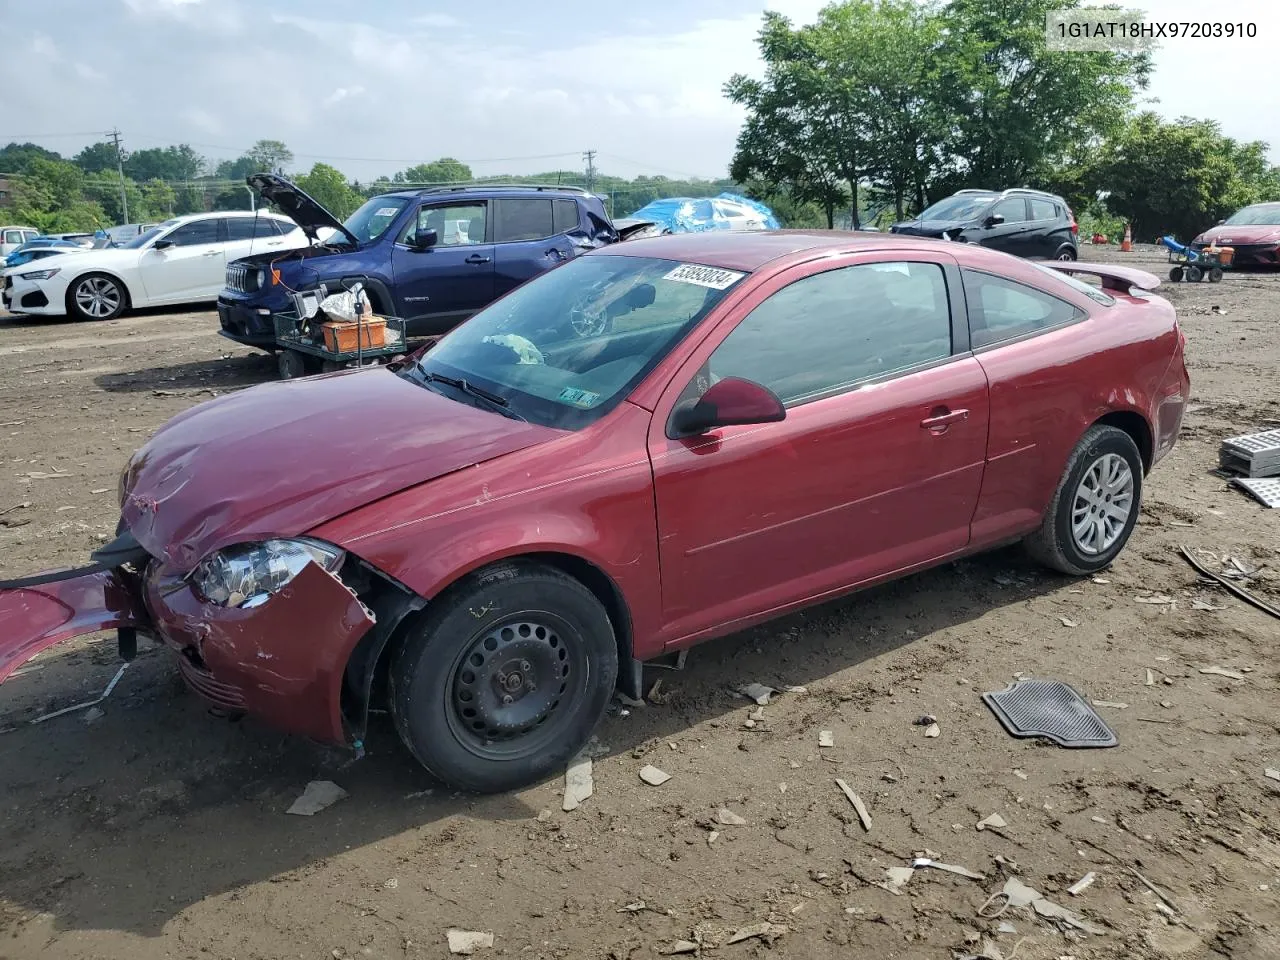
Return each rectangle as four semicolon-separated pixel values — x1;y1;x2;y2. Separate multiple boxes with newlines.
225;262;257;293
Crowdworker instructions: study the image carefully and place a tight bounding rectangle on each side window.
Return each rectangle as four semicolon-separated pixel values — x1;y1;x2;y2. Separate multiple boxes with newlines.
552;199;580;235
704;262;953;406
402;203;487;246
962;269;1084;348
1029;198;1057;221
225;218;281;241
991;198;1028;223
494;198;555;243
165;219;221;246
3;229;23;244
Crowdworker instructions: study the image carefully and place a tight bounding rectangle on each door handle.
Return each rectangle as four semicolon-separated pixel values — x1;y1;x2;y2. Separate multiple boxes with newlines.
465;254;491;265
266;241;283;247
203;250;221;257
920;408;969;431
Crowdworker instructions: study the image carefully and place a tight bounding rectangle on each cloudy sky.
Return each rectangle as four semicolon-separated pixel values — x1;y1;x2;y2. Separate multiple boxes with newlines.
4;0;1278;183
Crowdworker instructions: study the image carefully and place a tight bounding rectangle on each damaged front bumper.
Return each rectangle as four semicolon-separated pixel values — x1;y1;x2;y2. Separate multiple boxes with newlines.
0;567;148;683
1;555;381;747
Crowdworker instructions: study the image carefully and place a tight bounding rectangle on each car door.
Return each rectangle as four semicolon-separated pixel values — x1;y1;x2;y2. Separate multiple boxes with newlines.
960;267;1093;543
975;198;1032;256
492;197;578;299
647;253;991;645
138;218;225;302
1025;198;1062;258
390;201;494;335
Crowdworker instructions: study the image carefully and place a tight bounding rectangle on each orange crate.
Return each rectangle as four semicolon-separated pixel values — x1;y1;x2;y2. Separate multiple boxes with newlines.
321;319;386;353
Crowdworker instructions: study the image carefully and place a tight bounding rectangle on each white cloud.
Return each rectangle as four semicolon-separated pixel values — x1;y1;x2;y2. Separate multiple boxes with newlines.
413;13;460;28
74;62;105;81
323;86;366;107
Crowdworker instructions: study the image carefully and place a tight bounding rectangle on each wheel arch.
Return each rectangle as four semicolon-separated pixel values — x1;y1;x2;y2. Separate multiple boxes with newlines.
1092;409;1153;473
63;267;135;313
346;549;635;737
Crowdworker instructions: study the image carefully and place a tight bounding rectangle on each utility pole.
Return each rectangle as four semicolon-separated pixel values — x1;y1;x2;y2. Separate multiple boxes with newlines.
582;149;597;193
107;128;129;224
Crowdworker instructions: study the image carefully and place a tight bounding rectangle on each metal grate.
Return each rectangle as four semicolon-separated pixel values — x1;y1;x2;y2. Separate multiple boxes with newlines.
982;680;1117;748
1220;429;1280;478
1234;477;1280;509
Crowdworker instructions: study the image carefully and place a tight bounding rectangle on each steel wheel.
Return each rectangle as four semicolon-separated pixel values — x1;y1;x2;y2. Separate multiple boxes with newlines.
70;275;125;320
1070;452;1135;556
446;617;584;760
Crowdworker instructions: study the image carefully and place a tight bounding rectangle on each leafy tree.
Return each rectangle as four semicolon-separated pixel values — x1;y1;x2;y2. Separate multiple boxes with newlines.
74;141;121;175
82;170;145;224
214;155;261;182
401;157;473;184
293;162;364;219
126;144;205;182
173;184;206;216
935;0;1150;191
140;178;177;219
0;141;64;174
11;158;109;231
246;139;293;174
1089;113;1280;240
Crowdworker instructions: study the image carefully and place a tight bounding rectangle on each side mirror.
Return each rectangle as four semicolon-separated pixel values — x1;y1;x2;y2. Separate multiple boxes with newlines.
153;239;174;250
669;377;786;438
1216;219;1226;225
412;228;438;250
983;213;1005;228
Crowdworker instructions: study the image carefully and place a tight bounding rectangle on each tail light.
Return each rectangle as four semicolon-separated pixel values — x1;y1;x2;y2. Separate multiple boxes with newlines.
1069;210;1078;236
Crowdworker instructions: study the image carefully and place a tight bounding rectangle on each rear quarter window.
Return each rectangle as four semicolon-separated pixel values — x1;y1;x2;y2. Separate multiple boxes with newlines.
962;269;1086;348
1029;198;1058;221
495;198;555;243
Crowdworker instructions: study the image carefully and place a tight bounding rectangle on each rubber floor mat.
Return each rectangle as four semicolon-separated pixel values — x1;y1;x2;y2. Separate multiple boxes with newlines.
982;680;1117;748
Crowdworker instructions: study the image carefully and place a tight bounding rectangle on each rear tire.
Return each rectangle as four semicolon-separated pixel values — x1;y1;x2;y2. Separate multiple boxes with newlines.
389;562;618;793
1187;266;1204;283
1168;267;1183;282
277;350;307;380
1025;425;1144;576
1209;267;1223;283
1054;245;1077;261
65;273;128;322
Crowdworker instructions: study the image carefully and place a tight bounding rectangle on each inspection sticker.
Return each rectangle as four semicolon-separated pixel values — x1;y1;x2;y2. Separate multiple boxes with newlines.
663;264;745;290
558;387;602;408
375;207;400;218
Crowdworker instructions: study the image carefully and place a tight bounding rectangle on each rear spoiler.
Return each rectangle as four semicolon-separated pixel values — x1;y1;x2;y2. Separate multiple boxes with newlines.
1042;261;1161;294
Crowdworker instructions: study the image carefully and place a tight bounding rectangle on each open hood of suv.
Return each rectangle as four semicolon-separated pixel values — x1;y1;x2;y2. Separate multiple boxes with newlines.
247;173;358;245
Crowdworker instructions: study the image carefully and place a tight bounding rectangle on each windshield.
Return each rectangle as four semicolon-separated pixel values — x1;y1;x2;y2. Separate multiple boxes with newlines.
342;196;410;243
1223;204;1280;226
410;255;747;429
917;194;997;222
123;221;177;249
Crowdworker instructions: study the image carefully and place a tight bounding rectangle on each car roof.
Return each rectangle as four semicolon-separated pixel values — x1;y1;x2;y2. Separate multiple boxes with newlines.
375;184;596;202
592;230;951;272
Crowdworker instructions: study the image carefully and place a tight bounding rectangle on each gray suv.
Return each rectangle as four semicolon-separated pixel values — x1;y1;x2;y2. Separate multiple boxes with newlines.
889;188;1079;260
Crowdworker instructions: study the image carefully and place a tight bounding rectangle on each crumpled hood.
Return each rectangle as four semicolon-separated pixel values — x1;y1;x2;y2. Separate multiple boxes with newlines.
890;219;968;237
120;368;558;570
1193;223;1280;245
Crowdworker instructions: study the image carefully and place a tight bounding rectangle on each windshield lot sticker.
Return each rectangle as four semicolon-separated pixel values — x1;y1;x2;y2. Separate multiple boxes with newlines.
558;387;602;408
375;207;400;218
663;264;745;290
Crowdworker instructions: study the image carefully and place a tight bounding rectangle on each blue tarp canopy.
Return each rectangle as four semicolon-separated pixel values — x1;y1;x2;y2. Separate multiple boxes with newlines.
625;192;780;233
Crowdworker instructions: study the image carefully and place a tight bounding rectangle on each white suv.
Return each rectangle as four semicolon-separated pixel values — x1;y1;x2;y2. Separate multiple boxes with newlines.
0;226;40;257
2;211;308;321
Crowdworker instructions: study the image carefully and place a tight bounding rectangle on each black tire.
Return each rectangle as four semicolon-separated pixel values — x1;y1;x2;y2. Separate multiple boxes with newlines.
277;350;307;380
1025;425;1144;576
389;561;618;793
1054;245;1077;261
1187;265;1203;283
65;272;128;321
1168;267;1183;282
320;359;342;373
1209;267;1223;283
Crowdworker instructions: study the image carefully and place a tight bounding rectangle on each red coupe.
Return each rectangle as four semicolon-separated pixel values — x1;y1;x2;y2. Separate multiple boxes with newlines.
1;232;1189;792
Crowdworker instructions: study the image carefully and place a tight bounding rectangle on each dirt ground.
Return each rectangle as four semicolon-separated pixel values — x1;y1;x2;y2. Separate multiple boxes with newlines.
1;245;1278;960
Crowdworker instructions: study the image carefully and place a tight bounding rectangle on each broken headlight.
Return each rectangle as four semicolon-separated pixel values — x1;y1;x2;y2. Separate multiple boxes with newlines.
190;538;345;609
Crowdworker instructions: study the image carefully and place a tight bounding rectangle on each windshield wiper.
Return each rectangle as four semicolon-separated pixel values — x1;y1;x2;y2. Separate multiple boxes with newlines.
418;371;526;421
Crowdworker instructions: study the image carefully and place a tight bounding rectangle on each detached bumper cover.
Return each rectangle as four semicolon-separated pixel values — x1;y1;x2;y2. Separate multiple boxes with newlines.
0;568;147;683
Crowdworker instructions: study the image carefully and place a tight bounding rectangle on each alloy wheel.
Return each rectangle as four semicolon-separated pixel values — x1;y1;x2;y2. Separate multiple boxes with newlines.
1070;453;1135;555
75;277;121;318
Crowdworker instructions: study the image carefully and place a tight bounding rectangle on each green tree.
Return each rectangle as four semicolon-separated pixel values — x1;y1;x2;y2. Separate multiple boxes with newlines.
173;184;206;216
246;139;293;174
0;141;64;174
12;158;109;231
140;178;177;219
935;0;1149;191
401;157;474;184
82;170;145;224
1090;113;1280;240
293;162;364;219
126;144;205;182
73;141;121;174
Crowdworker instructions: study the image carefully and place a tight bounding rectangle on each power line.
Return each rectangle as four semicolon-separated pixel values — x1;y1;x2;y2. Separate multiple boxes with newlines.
582;149;597;192
107;128;130;224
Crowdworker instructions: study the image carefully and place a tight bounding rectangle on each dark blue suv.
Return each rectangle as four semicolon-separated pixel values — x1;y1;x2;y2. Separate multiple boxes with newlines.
217;175;628;350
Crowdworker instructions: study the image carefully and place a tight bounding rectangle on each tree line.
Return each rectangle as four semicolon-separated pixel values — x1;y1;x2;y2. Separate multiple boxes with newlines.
731;0;1280;240
0;139;740;234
